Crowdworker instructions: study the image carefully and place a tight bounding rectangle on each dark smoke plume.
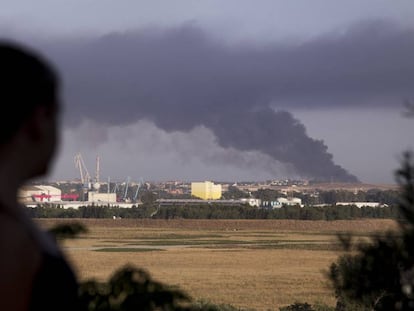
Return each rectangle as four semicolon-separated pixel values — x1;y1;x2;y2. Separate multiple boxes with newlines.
22;20;414;181
205;108;357;182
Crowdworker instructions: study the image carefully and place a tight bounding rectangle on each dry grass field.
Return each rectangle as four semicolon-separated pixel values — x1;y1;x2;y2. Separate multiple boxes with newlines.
35;218;399;310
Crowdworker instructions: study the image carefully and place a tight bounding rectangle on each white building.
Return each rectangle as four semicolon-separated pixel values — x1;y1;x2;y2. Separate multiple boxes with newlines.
240;198;261;207
336;202;385;208
18;185;62;203
262;197;303;208
277;197;302;207
87;191;117;203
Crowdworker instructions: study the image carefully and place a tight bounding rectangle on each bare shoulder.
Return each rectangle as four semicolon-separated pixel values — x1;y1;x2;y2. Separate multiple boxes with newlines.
0;214;42;310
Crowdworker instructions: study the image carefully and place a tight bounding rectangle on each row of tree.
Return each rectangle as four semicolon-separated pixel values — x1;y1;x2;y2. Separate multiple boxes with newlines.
28;204;403;220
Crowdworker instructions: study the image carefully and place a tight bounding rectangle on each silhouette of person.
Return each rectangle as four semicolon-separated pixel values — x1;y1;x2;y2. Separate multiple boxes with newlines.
0;41;80;310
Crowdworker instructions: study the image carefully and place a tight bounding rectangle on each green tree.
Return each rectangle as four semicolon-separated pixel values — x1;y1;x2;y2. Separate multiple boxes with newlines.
329;152;414;310
279;302;315;311
79;265;190;311
252;188;283;202
48;222;88;239
222;186;249;200
140;190;158;207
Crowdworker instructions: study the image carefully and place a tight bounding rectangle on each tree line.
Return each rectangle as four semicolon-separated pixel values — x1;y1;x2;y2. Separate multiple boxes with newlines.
28;203;402;220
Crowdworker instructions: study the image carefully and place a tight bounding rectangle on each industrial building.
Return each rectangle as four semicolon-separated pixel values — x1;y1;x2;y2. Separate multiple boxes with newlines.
18;185;62;204
240;198;261;207
191;181;222;200
87;191;117;203
262;197;303;208
335;202;385;208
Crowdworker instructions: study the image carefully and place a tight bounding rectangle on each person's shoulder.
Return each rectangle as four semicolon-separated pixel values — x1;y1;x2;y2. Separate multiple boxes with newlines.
0;213;42;266
0;214;81;310
29;226;81;311
0;214;43;310
27;219;63;257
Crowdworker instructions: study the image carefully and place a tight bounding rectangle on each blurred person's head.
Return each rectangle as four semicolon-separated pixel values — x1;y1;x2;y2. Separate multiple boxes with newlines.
0;41;60;181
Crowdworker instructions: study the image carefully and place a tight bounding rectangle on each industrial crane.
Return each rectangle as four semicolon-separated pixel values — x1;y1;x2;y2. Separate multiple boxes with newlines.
74;152;91;189
112;182;119;193
123;176;131;202
133;177;145;203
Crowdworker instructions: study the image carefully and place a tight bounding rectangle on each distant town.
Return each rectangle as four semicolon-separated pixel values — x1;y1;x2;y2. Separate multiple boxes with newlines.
19;177;399;209
18;153;399;213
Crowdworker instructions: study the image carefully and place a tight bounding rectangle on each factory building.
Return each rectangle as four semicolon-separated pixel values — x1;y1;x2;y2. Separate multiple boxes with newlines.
262;197;303;208
240;198;261;207
191;181;222;200
336;202;385;208
277;197;302;207
87;191;117;203
18;185;62;204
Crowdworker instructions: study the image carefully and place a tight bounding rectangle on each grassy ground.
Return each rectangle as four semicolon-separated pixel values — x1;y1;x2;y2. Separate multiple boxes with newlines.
35;218;399;310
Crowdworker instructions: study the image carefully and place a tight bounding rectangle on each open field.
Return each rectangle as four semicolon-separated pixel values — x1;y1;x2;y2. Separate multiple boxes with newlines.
36;219;400;310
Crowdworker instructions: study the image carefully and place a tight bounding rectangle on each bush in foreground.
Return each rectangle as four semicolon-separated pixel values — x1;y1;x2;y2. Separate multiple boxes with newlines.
329;152;414;310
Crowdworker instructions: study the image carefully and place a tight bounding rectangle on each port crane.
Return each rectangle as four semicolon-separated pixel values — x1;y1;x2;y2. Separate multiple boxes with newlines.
123;176;131;202
74;153;91;188
133;177;145;203
112;182;119;193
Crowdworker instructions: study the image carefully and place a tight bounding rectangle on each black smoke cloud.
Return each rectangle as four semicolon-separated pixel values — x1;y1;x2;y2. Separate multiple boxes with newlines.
26;20;414;182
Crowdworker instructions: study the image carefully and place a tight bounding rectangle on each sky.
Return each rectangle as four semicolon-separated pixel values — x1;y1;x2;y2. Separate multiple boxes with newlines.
1;0;414;184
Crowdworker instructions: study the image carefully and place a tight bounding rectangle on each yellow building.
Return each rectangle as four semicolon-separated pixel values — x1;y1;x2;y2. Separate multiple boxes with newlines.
191;181;222;200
